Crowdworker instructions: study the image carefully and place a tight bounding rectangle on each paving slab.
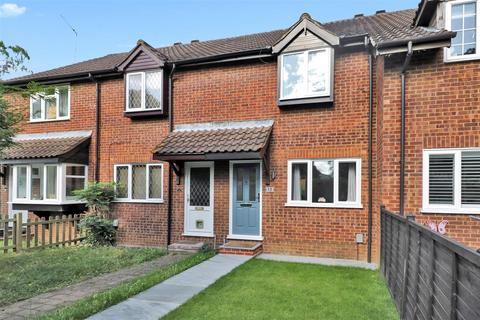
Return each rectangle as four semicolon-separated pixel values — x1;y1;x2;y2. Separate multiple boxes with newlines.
257;253;377;270
89;254;251;320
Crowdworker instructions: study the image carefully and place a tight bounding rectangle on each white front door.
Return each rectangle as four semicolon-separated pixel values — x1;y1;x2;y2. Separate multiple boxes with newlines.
184;162;214;236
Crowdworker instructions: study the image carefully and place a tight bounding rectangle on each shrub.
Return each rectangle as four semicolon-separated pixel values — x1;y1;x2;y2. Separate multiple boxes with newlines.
73;182;115;218
79;215;116;246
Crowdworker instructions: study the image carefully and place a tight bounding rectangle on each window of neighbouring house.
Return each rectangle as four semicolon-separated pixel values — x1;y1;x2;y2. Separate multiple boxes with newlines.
287;158;361;208
12;164;86;203
446;0;480;61
30;86;70;121
423;149;480;213
114;164;163;202
126;70;163;112
280;48;332;100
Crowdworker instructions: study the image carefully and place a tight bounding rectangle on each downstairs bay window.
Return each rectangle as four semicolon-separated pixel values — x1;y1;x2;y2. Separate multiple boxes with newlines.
423;149;480;214
12;164;87;203
114;164;163;202
287;158;361;208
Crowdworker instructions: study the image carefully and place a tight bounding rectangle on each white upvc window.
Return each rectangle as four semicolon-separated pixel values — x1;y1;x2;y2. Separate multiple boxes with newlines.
423;148;480;214
125;70;163;112
286;158;362;208
114;164;163;202
445;0;480;61
30;86;70;122
12;163;87;203
280;48;332;100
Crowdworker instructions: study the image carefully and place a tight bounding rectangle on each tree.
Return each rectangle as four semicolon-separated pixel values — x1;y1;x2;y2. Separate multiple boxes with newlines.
0;41;31;154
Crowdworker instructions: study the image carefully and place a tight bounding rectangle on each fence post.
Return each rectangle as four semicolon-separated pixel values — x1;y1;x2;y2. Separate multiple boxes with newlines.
400;217;412;318
15;213;22;252
2;215;8;254
450;253;458;320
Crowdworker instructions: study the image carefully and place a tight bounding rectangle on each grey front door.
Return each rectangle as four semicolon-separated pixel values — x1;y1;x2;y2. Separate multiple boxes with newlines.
232;163;260;236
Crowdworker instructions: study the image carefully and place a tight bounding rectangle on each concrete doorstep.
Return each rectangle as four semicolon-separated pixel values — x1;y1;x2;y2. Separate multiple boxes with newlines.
89;254;252;320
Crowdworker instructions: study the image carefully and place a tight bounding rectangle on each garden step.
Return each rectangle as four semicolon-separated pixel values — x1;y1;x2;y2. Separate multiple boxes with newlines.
168;240;204;253
218;240;262;256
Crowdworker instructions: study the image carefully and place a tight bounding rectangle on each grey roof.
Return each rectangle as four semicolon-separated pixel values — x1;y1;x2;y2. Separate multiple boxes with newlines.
2;136;90;160
6;7;453;84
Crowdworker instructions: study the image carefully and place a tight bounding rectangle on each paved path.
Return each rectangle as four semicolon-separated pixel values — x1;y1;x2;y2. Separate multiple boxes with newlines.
89;254;252;320
0;253;190;320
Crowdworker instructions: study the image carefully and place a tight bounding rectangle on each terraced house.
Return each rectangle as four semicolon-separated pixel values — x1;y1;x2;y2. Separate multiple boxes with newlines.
3;0;480;263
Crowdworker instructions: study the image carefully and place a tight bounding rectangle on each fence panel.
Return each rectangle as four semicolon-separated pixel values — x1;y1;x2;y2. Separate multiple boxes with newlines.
381;207;480;320
0;213;84;254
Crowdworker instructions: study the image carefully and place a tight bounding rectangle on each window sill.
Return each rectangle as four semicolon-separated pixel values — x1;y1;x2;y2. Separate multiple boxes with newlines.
124;109;165;118
29;118;70;123
444;55;480;63
278;96;334;107
285;202;363;209
421;207;480;215
113;199;164;204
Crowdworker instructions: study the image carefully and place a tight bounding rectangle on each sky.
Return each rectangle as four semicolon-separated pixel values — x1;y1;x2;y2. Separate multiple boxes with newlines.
0;0;420;79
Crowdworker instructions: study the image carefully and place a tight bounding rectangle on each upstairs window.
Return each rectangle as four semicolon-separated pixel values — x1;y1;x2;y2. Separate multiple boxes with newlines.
30;86;70;122
280;48;332;100
126;70;163;112
446;0;480;61
423;149;480;213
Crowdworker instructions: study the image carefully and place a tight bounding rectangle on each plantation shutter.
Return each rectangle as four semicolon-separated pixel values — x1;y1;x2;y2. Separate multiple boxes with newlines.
429;154;455;204
461;151;480;205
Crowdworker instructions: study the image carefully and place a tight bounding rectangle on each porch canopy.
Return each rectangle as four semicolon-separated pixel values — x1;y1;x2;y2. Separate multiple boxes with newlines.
153;120;273;183
0;131;91;165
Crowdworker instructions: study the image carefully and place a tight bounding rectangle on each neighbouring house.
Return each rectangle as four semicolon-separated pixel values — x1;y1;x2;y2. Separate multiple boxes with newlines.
2;0;480;262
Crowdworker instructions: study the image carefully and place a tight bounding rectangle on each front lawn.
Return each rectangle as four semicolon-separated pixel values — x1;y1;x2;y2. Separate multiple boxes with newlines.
163;259;398;320
0;246;166;307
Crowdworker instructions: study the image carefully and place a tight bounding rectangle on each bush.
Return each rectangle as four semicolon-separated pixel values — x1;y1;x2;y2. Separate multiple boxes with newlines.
73;182;115;217
79;215;116;246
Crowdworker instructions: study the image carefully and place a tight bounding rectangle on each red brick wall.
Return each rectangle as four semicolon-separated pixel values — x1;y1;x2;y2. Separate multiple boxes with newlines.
380;50;480;250
171;51;377;261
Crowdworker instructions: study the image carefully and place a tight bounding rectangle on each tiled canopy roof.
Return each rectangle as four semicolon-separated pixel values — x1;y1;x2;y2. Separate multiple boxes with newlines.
154;121;273;158
1;136;90;161
5;6;451;84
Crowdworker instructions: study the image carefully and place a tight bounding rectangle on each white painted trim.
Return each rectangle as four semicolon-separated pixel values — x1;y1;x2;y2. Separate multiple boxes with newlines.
184;161;215;236
286;158;362;208
279;48;332;100
444;0;480;62
29;85;70;122
229;160;263;239
13;130;92;141
423;148;480;214
125;70;163;112
176;119;274;132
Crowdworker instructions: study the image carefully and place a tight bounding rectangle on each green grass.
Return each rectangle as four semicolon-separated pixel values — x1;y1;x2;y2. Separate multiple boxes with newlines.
36;251;215;320
163;259;398;320
0;246;166;307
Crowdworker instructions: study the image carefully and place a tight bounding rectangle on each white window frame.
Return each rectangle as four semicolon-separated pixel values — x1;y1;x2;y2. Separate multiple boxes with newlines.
113;164;163;203
11;163;87;204
279;48;332;100
125;70;163;112
64;164;88;200
286;158;362;208
445;0;480;62
423;148;480;214
29;85;70;122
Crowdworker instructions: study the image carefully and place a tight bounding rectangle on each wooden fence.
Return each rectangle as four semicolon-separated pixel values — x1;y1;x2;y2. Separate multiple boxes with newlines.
0;213;84;253
380;207;480;320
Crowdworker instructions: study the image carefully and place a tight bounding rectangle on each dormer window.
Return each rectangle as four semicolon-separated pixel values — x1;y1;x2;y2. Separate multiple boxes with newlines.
126;70;163;112
280;48;332;100
446;0;480;61
30;86;70;122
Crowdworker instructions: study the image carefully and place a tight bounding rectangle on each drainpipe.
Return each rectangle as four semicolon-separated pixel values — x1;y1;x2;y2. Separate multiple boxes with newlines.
89;73;101;182
365;36;373;263
399;42;413;216
167;63;176;246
